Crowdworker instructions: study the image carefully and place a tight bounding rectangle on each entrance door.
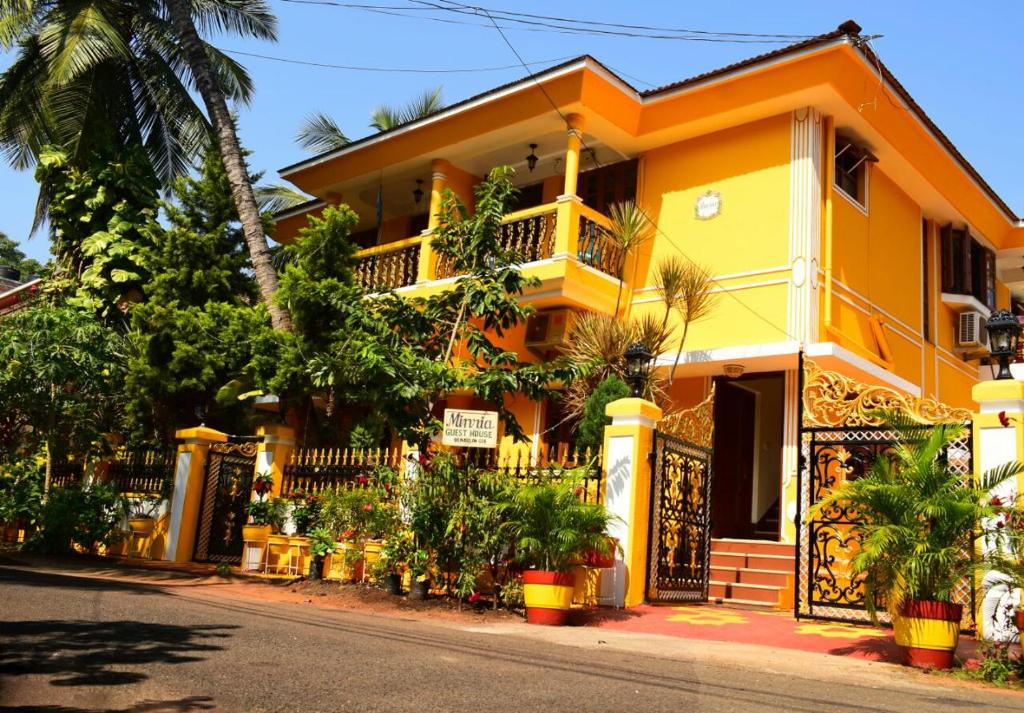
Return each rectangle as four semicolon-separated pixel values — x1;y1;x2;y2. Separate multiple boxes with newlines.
711;382;757;539
193;441;259;563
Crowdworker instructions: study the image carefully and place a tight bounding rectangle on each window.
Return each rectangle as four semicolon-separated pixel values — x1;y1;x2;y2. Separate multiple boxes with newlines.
834;136;875;208
940;224;995;311
508;181;545;212
349;227;378;249
409;212;429;236
922;219;930;342
577;159;638;214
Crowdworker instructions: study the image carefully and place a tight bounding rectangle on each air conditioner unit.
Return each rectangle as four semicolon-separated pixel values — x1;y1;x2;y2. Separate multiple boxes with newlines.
525;309;575;353
957;310;989;352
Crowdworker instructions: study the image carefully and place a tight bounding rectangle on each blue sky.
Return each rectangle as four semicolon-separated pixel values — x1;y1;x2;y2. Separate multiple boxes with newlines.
2;1;1021;262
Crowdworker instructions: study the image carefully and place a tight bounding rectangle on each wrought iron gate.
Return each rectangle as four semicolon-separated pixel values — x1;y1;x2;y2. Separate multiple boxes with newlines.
796;357;975;626
193;441;260;563
647;432;714;602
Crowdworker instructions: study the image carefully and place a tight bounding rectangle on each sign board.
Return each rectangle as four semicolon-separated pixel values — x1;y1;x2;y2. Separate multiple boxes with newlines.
441;409;499;448
695;191;722;220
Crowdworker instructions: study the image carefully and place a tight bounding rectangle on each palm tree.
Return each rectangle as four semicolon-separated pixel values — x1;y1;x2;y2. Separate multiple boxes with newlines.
296;86;443;155
0;1;292;330
254;182;313;214
605;200;653;315
164;0;291;331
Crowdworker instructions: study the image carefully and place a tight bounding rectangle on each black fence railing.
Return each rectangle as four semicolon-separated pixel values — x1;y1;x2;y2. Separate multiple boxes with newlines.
106;450;176;495
50;461;85;489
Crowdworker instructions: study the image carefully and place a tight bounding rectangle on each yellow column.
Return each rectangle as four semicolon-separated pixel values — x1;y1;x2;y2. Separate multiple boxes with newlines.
163;426;228;563
416;159;450;283
603;397;662;607
972;380;1024;641
561;113;586;197
256;424;296;499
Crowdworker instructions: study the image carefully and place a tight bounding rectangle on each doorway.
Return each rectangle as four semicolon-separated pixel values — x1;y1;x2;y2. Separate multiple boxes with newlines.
710;373;785;540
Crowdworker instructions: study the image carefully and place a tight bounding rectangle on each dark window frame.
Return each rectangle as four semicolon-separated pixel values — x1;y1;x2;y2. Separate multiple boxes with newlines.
834;136;871;209
940;223;996;311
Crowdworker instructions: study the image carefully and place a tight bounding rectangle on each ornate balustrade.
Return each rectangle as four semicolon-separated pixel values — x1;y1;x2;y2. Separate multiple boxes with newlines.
434;206;558;280
353;237;422;291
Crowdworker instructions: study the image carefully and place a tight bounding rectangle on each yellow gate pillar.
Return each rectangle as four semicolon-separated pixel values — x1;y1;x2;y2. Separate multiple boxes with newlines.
163;426;228;563
255;423;296;499
603;397;662;607
973;379;1024;641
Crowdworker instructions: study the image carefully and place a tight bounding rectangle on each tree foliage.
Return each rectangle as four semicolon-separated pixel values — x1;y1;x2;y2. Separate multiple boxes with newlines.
35;145;159;318
0;231;43;276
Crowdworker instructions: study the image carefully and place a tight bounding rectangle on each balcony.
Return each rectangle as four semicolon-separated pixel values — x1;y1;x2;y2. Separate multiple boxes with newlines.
351;200;625;311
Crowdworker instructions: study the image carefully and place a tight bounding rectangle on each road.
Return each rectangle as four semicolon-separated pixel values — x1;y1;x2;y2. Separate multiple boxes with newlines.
1;563;1021;713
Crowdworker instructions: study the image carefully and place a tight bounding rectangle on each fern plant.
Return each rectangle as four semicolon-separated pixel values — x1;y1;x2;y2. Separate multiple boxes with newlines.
810;411;1024;622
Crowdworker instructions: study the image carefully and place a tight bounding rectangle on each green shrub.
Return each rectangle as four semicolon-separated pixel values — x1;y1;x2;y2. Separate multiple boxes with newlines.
28;482;126;554
0;456;45;530
576;375;631;454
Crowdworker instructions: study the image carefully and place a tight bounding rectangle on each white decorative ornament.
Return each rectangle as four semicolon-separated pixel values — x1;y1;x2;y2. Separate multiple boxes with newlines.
695;190;722;220
791;256;807;288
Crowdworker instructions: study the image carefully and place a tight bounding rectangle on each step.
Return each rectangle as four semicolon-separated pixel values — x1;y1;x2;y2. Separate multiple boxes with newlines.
708;580;783;605
710;566;793;588
709;551;794;573
713;596;782;611
710;538;795;557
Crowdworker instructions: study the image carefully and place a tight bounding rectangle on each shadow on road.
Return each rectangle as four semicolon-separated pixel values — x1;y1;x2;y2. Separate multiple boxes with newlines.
0;617;235;687
0;695;215;712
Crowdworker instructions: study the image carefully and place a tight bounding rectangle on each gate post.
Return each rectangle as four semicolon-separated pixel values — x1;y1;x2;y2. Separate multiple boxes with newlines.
602;397;662;607
972;380;1024;640
163;426;228;563
255;424;296;498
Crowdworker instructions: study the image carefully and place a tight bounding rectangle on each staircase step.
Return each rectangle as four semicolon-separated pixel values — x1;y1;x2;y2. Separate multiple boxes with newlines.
710;566;793;587
711;538;795;557
708;580;783;605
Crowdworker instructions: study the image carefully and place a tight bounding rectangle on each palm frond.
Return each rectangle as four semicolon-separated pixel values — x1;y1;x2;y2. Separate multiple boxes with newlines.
191;0;278;41
296;112;349;153
255;182;311;214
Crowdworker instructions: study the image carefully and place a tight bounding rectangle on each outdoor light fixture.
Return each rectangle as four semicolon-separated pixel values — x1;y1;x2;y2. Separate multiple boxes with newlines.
526;144;539;172
412;179;424;205
985;309;1021;380
723;363;745;379
624;341;654;398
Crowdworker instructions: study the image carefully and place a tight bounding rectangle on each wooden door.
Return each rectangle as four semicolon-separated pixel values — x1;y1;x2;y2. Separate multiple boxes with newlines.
710;382;756;539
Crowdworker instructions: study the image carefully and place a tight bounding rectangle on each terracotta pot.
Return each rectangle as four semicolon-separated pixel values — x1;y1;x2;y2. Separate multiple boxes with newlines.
892;599;962;669
523;570;575;625
243;524;272;542
128;518;156;537
1015;609;1024;634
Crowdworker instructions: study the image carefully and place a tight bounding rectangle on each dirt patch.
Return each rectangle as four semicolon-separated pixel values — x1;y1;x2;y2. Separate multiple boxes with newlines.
195;576;528;626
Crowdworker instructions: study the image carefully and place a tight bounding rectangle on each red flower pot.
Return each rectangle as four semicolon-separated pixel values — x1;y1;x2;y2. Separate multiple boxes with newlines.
523;570;575;626
893;599;962;670
582;537;618;569
1015;609;1024;634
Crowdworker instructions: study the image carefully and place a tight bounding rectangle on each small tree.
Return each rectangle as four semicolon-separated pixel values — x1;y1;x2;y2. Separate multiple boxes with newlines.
0;302;127;493
577;376;631;454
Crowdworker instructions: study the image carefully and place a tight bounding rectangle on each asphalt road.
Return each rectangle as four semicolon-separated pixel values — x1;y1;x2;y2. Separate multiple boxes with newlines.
1;564;1022;713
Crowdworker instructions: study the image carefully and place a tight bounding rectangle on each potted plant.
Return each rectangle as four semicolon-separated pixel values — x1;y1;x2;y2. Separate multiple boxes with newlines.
375;530;414;595
307;526;337;580
288;490;321;536
126;495;161;537
407;548;431;600
245;473;282;542
498;475;619;625
810;412;1023;669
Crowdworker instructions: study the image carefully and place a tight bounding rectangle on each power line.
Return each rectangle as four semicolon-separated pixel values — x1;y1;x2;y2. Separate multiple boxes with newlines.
221;48;576;74
280;0;815;44
470;1;799;343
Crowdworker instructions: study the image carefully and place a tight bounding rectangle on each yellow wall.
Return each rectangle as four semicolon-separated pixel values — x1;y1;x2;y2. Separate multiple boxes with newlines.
631;114;792;350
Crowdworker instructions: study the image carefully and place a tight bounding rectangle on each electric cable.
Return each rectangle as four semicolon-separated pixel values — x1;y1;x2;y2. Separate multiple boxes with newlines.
221;48;577;74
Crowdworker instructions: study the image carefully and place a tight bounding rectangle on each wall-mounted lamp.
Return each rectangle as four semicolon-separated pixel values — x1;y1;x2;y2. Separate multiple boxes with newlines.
526;144;539;173
413;179;424;205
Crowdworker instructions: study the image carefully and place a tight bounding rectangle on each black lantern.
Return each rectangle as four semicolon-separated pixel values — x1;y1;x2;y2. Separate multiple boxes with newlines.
412;179;424;205
624;341;654;398
526;144;538;173
986;309;1021;380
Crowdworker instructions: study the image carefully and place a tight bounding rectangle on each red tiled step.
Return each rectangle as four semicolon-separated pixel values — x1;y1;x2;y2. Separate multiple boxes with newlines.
709;551;793;572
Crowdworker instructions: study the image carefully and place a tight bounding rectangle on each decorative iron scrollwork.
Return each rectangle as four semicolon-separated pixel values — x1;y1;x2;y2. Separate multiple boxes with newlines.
659;387;715;450
802;358;971;428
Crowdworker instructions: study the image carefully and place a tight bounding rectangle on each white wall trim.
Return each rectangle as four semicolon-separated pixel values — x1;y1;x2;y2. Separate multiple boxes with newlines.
632;278;788;305
786;107;823;344
632;265;790;294
804;341;921;396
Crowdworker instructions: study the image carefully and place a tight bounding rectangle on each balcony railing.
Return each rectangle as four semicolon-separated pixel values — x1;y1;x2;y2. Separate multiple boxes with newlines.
351;199;623;291
354;237;422;291
577;206;624;279
434;206;557;280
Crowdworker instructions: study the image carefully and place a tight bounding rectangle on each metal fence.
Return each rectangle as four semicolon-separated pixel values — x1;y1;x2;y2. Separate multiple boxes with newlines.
105;449;176;495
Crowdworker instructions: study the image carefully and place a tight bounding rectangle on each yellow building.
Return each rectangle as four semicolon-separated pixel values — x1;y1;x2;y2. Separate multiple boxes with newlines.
273;21;1023;608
